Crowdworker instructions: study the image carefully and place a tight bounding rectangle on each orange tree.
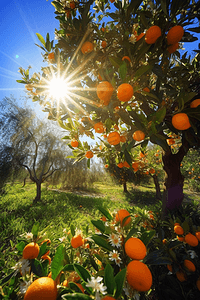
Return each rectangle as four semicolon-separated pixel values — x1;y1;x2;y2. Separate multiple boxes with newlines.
17;0;200;218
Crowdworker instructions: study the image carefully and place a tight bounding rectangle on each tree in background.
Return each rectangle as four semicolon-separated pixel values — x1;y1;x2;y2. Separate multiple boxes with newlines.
18;0;200;218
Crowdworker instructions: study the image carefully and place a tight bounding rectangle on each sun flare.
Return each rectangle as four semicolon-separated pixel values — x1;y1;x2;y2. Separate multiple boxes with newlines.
48;76;70;99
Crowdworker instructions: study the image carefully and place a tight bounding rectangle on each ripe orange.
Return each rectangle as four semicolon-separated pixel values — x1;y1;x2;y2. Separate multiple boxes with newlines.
102;296;116;300
172;113;191;131
41;255;51;265
174;225;184;235
133;130;145;141
122;56;131;63
185;233;198;247
195;232;200;241
71;235;84;248
81;41;94;54
48;52;55;61
70;1;76;9
120;135;126;143
127;260;152;292
125;237;147;260
167;264;172;272
132;162;139;171
117;162;124;168
183;259;196;272
101;41;107;48
190;99;200;108
196;277;200;291
136;32;145;41
176;270;187;282
107;132;121;145
85;150;93;159
94;122;104;133
71;139;79;147
149;168;155;174
177;236;185;242
105;164;109;168
145;25;161;44
123;161;130;168
23;242;40;260
117;83;133;102
115;209;131;227
167;138;175;145
167;26;184;45
167;42;179;54
143;87;150;93
96;81;114;105
24;277;57;300
139;152;145;158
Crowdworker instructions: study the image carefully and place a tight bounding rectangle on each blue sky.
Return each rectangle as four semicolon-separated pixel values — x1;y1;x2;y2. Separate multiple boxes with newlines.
1;0;200;115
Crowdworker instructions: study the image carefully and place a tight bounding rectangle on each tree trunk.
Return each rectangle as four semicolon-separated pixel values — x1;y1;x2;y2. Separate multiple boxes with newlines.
34;181;42;203
123;181;128;193
161;151;185;219
152;174;162;200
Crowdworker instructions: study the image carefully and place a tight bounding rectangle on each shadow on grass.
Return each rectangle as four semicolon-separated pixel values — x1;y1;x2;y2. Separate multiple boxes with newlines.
124;187;160;207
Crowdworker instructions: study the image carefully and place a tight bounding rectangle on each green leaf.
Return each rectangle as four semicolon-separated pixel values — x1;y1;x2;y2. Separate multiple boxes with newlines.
16;241;26;253
74;263;91;282
38;242;50;258
125;227;140;243
114;268;127;299
51;244;65;280
98;207;113;221
91;220;105;233
0;271;16;286
16;80;27;84
62;264;75;272
62;294;92;300
134;64;153;80
31;222;40;239
160;0;168;16
36;33;46;47
51;1;64;12
154;107;166;124
32;259;46;277
91;234;113;251
104;264;116;295
140;230;156;247
188;27;200;33
119;62;127;81
109;56;122;68
87;158;90;168
71;224;75;236
124;149;132;167
150;134;169;151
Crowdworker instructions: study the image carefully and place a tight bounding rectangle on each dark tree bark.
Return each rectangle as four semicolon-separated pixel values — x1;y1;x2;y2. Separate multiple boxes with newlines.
161;140;190;219
152;174;162;200
34;180;42;203
123;181;128;193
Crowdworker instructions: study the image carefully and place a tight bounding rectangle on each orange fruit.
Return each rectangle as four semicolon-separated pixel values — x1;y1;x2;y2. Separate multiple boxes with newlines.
41;255;51;265
107;132;121;145
139;152;145;158
190;99;200;108
94;122;104;133
196;277;200;291
174;225;184;235
167;264;172;272
177;236;185;242
23;242;40;260
70;1;76;9
123;161;130;168
125;237;147;260
145;25;161;44
115;209;131;226
167;26;184;45
24;277;57;300
81;41;94;54
105;164;109;168
101;41;107;48
117;162;124;168
96;81;114;105
149;168;155;174
172;113;191;131
71;139;79;147
185;233;198;247
117;83;133;102
102;297;116;300
133;130;145;141
85;150;93;159
195;232;200;241
143;87;150;93
48;52;55;61
76;283;85;293
120;135;126;143
183;259;196;272
176;270;187;282
127;260;152;292
122;56;131;63
136;32;145;41
132;162;139;171
71;235;84;248
167;138;175;145
167;42;179;54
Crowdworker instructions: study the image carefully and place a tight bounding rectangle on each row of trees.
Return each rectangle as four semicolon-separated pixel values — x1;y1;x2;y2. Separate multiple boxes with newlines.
0;98;103;201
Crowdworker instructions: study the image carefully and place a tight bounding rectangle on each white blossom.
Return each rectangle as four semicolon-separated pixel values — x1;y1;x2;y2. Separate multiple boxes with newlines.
187;250;198;259
12;259;30;276
86;276;107;295
59;236;66;242
109;250;121;266
108;233;122;248
20;280;31;294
